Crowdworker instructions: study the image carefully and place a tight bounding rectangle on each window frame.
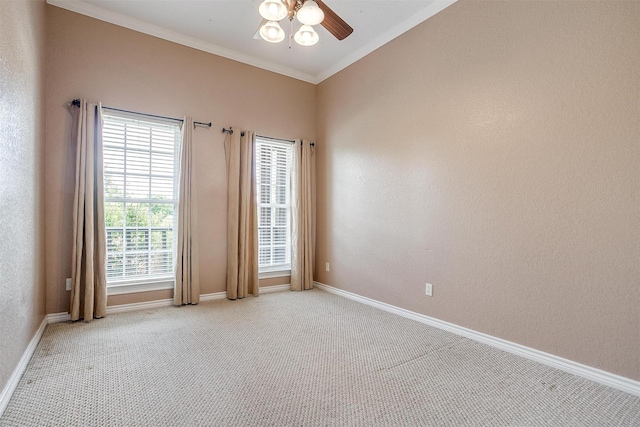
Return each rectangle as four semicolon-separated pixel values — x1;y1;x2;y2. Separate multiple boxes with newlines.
255;136;293;276
101;110;182;291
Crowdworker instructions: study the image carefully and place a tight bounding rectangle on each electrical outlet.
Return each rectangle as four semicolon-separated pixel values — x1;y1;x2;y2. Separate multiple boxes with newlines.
325;263;330;272
425;283;433;297
66;278;72;291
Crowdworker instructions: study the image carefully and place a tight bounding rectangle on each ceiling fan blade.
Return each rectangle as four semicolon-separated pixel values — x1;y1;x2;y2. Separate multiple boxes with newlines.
254;18;268;40
315;0;353;41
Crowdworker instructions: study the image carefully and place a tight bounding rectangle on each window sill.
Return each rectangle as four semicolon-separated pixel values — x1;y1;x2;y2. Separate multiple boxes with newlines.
107;277;174;296
258;269;291;279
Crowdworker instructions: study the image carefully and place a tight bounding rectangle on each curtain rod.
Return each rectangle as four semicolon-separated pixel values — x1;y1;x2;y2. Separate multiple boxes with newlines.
221;127;313;146
71;99;211;129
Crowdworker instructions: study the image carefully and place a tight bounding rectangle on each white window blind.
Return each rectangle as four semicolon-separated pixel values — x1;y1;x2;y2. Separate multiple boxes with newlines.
256;137;292;271
102;112;181;284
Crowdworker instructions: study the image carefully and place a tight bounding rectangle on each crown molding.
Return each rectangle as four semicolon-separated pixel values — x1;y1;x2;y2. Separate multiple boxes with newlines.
315;0;457;83
46;0;456;85
46;0;318;84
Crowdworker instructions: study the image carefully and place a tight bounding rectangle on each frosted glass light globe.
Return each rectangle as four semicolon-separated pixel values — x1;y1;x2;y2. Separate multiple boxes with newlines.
296;0;324;26
294;24;319;46
259;0;287;22
260;21;286;43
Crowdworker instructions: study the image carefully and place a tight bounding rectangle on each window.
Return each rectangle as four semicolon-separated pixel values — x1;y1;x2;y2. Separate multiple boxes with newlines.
102;111;181;289
256;137;292;273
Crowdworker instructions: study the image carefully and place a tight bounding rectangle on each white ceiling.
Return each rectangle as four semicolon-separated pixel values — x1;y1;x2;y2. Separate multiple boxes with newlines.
47;0;456;84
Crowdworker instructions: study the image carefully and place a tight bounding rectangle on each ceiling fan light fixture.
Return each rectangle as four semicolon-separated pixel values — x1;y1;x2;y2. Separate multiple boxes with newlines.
294;24;319;46
258;0;287;22
296;0;324;26
260;21;286;43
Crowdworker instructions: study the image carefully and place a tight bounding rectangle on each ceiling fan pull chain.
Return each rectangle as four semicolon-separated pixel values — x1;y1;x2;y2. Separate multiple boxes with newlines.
289;19;293;49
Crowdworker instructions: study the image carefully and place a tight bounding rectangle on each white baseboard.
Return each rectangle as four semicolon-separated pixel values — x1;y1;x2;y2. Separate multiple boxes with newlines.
199;291;227;302
46;312;71;323
0;316;48;418
48;284;293;319
200;284;290;301
260;284;291;294
106;298;175;314
46;299;175;322
313;281;640;398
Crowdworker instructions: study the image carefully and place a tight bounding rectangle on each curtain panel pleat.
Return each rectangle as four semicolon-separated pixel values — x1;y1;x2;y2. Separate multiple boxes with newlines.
175;117;200;305
224;130;259;299
69;99;107;321
291;139;316;291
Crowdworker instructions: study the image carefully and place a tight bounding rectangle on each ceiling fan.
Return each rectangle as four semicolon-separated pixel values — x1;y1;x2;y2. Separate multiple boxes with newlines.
255;0;353;47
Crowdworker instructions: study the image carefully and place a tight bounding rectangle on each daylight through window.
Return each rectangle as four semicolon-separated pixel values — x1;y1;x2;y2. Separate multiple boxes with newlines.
256;137;292;272
102;112;181;284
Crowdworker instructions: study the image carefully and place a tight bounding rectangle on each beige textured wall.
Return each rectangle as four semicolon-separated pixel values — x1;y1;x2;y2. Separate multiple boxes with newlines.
316;1;640;380
45;6;315;314
0;0;47;393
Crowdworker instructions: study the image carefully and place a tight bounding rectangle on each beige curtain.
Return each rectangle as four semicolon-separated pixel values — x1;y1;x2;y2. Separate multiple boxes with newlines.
291;139;316;291
224;130;259;299
174;117;200;305
69;99;107;321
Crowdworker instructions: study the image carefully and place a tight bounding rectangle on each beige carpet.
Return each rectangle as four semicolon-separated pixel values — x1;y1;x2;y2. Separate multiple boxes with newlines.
1;289;639;426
